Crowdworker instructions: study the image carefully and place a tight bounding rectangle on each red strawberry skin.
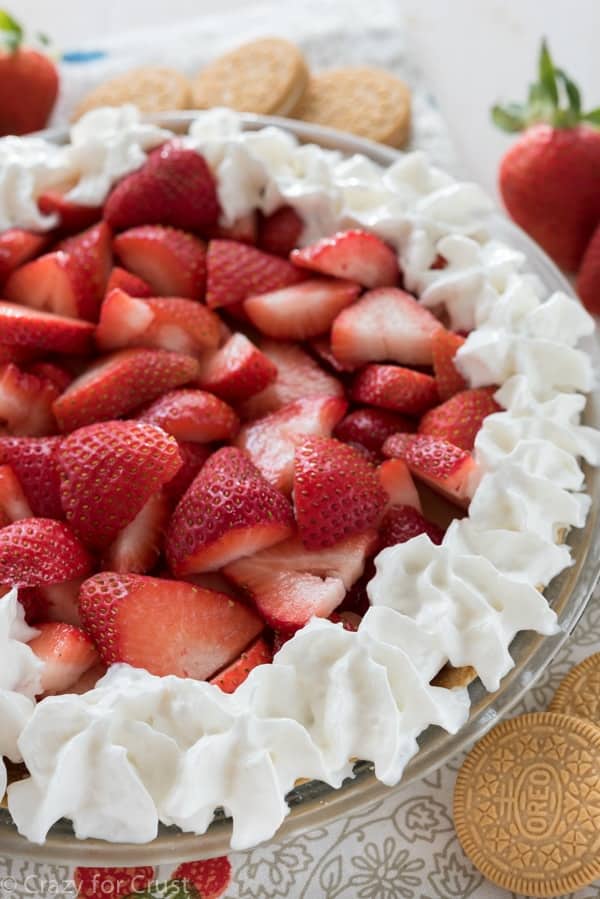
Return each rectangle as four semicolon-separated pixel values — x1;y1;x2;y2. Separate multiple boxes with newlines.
383;433;476;508
333;407;414;455
113;226;207;301
576;221;600;314
0;47;58;136
0;518;92;587
78;573;263;679
418;387;501;451
257;206;303;256
210;636;273;693
138;389;239;443
431;329;467;401
164;441;212;504
37;191;102;235
0;229;47;283
0;436;63;518
293;436;386;549
291;229;399;288
379;504;444;549
171;858;232;899
58;420;182;551
499;124;600;271
105;266;153;297
73;867;155;899
351;364;439;415
56;222;113;321
0;301;94;354
205;239;304;308
166;446;294;576
104;141;220;232
53;348;200;432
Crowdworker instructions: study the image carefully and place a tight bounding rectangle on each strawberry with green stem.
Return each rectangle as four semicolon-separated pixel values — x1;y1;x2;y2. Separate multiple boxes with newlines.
0;10;58;136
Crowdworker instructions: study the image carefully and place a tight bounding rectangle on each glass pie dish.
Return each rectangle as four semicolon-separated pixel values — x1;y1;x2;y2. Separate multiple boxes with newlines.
1;113;599;865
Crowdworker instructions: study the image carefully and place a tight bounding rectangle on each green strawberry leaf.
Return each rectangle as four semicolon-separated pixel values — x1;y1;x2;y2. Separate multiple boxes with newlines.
582;108;600;127
123;879;201;899
538;39;559;105
491;103;528;133
0;9;22;51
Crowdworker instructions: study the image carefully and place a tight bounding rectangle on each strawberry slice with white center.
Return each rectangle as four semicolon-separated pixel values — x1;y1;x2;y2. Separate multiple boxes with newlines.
205;239;304;308
105;266;153;297
431;329;467;400
104;141;220;233
291;229;399;288
377;458;421;511
0;301;94;355
351;364;439;416
379;504;445;549
257;206;303;257
0;518;92;587
102;490;171;574
0;228;48;283
224;531;377;632
138;389;239;443
331;287;442;367
34;578;86;627
194;333;277;404
164;441;212;504
0;363;58;436
244;277;360;340
58;420;182;551
28;621;100;696
210;636;273;693
53;348;200;432
95;288;221;355
113;225;207;300
333;407;414;455
0;464;32;525
418;387;501;451
236;395;348;493
382;433;477;508
56;222;112;321
293;436;386;549
0;435;63;518
78;573;264;679
166;446;294;576
239;340;343;420
38;189;102;234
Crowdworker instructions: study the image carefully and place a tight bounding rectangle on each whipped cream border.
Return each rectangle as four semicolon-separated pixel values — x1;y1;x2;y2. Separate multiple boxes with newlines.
2;108;598;850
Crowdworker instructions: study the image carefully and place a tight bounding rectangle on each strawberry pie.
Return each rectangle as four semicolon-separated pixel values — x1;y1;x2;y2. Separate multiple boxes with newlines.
0;106;598;850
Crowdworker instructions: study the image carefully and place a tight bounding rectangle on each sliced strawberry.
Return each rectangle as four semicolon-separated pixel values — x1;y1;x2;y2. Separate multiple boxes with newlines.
68;662;108;694
331;287;442;367
205;239;304;309
53;348;200;432
0;364;58;436
382;433;476;508
419;387;501;451
0;436;63;518
337;560;375;618
58;420;182;551
113;226;207;300
293;436;386;549
244;277;360;340
38;190;102;233
207;211;258;245
431;329;467;400
138;389;239;443
379;504;444;548
164;441;212;504
257;206;303;257
11;585;46;624
102;490;170;574
5;252;83;319
105;266;153;297
166;446;294;576
171;858;232;899
35;578;86;627
239;340;343;420
0;464;32;524
194;333;277;403
224;531;376;632
309;336;358;373
104;141;220;232
182;571;243;600
377;458;421;511
0;229;48;283
210;636;273;693
73;867;154;899
95;288;221;355
0;344;40;366
291;229;399;288
235;395;348;493
28;621;100;696
0;518;92;588
333;407;414;455
0;301;94;355
55;222;113;321
78;573;263;679
351;365;438;416
27;362;72;393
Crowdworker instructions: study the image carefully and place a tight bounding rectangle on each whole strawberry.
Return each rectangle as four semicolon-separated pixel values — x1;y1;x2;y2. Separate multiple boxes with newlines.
493;41;600;271
0;11;58;136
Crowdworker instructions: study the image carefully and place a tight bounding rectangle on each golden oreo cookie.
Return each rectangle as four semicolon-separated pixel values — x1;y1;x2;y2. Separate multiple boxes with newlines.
294;67;411;148
192;38;309;116
454;712;600;897
73;67;191;121
549;652;600;725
